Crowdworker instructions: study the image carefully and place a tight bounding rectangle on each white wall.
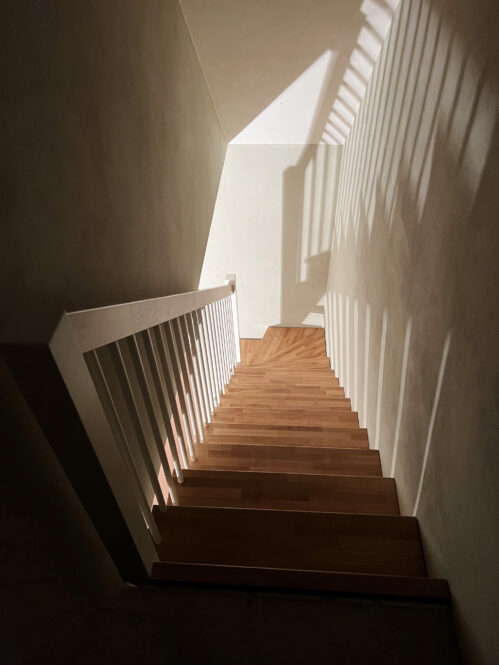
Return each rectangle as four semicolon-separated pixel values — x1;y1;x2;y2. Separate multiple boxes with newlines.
0;0;226;315
181;0;398;143
193;1;398;340
324;1;499;663
200;144;341;337
0;0;227;601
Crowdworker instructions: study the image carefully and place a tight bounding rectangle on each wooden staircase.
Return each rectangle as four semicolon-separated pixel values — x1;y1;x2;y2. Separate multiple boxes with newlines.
152;327;449;601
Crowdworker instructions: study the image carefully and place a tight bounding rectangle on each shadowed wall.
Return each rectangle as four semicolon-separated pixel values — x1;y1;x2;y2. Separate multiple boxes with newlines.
0;0;226;605
0;0;226;315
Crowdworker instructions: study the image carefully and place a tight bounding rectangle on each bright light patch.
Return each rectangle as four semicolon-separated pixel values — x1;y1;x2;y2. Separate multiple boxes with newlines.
232;50;336;145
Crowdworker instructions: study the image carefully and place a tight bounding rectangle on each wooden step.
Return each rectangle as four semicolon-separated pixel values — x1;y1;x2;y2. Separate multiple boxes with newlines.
243;328;327;366
212;407;359;428
191;443;381;476
153;506;427;577
226;385;345;398
151;561;450;601
172;469;399;514
229;375;340;387
248;358;331;368
204;422;368;448
234;367;336;376
220;395;352;411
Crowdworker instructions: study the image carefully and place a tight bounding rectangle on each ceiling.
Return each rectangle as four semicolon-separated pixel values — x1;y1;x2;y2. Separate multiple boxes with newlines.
180;0;399;144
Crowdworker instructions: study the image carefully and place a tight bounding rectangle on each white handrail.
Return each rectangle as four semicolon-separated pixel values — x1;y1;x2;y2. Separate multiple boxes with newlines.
68;283;234;353
42;280;240;576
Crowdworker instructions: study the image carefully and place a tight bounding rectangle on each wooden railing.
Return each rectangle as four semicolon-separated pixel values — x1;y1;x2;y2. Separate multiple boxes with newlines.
44;281;240;573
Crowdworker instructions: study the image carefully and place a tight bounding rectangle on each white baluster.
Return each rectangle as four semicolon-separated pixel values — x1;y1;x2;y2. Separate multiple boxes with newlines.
109;341;169;510
141;329;184;482
126;335;179;506
86;349;161;543
154;325;190;469
162;322;196;461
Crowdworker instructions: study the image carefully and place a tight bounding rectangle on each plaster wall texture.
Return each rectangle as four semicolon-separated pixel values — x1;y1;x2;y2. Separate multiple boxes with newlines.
324;1;499;663
193;0;398;336
0;0;227;317
0;0;225;596
200;144;341;338
180;0;398;142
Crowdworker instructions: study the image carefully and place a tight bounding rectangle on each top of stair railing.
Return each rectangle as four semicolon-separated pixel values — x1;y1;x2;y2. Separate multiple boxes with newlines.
67;283;234;353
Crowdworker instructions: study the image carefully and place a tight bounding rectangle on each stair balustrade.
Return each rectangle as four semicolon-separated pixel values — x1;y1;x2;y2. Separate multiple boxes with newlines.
1;281;240;577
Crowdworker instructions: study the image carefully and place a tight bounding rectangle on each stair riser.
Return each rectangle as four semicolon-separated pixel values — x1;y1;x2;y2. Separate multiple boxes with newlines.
155;507;426;577
173;470;399;515
229;378;340;387
192;445;381;477
212;414;360;427
205;434;368;449
220;398;352;410
227;385;344;395
234;368;336;376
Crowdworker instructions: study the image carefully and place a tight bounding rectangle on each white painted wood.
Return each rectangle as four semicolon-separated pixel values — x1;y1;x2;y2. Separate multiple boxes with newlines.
153;326;190;469
207;302;224;396
226;274;241;363
126;335;179;505
85;350;162;544
184;314;209;426
109;341;168;511
68;284;232;353
212;301;226;387
179;316;205;440
225;296;237;370
217;299;230;386
210;302;224;395
163;321;196;460
190;312;212;422
193;310;215;415
225;297;235;373
201;307;220;406
45;281;240;576
141;329;184;483
49;315;158;572
170;318;202;444
216;300;229;388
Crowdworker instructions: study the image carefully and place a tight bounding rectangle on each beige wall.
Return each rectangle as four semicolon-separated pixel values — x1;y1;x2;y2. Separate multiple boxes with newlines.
0;0;226;594
0;0;226;316
200;144;341;337
180;0;398;142
324;1;499;663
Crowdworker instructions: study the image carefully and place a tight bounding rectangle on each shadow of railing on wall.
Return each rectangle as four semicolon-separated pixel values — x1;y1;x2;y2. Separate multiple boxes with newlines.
280;0;398;329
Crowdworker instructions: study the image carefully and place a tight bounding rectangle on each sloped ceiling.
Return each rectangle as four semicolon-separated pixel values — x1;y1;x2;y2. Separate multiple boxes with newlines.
180;0;398;144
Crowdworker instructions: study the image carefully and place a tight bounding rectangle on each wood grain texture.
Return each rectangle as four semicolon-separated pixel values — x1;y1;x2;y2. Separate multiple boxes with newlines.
153;327;443;598
151;562;450;600
154;506;427;577
191;443;381;475
220;395;352;410
212;407;360;428
170;469;399;514
204;422;369;448
241;328;327;366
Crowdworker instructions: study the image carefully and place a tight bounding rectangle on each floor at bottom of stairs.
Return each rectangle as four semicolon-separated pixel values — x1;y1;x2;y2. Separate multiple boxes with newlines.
90;583;461;665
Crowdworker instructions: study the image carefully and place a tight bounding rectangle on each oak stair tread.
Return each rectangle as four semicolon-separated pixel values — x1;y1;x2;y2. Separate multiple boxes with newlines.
191;442;381;476
212;407;359;427
153;506;427;577
151;562;449;601
220;396;352;409
226;386;346;398
172;469;399;514
205;422;369;448
152;327;449;602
